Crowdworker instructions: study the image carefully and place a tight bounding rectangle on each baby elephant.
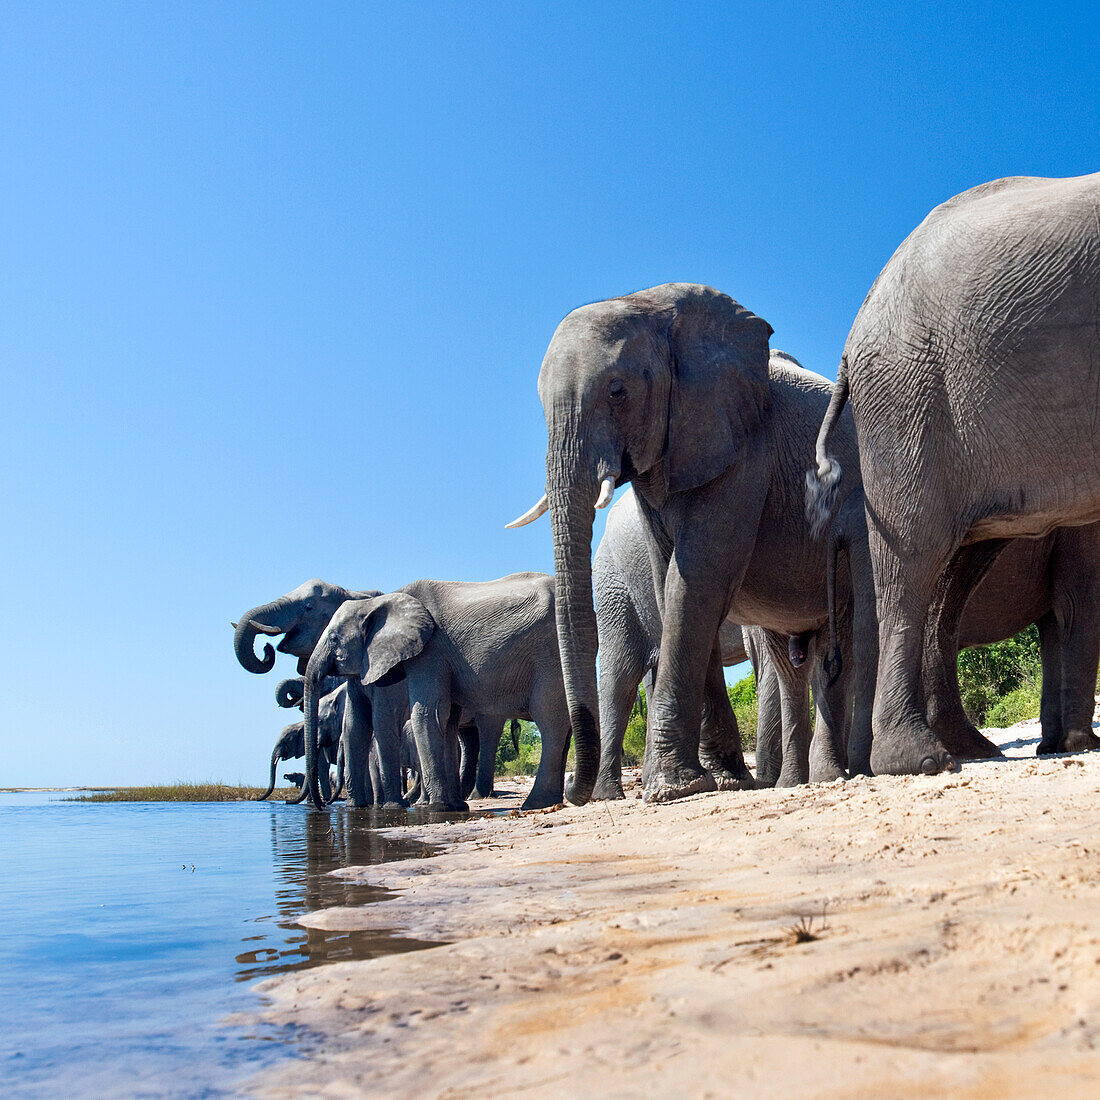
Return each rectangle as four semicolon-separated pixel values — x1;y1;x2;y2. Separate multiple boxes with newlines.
302;573;571;812
257;683;347;802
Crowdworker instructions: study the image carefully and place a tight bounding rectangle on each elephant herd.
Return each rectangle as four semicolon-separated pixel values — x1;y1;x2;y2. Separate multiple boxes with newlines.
234;172;1100;815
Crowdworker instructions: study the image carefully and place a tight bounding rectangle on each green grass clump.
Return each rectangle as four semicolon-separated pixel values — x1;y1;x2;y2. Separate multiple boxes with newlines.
984;683;1042;728
68;782;279;802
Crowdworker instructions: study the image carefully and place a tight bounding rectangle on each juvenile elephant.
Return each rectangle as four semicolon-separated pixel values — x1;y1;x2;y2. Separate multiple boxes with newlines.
233;580;408;806
512;285;869;802
302;573;572;812
256;684;347;802
592;486;786;795
810;173;1100;776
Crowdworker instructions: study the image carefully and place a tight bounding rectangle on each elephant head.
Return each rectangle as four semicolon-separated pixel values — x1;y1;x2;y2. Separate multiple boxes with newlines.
256;720;307;800
233;579;381;676
302;594;435;809
510;283;772;804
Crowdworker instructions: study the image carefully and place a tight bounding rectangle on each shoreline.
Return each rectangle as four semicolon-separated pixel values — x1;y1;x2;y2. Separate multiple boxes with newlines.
243;724;1100;1098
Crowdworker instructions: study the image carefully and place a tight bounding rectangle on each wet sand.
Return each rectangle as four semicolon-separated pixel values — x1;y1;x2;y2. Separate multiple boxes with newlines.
245;724;1100;1098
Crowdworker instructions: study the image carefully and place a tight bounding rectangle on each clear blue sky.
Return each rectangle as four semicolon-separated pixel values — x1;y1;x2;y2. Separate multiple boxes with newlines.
2;2;1097;786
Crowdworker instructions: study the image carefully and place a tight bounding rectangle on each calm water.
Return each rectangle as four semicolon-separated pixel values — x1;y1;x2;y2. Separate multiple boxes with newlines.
0;793;446;1099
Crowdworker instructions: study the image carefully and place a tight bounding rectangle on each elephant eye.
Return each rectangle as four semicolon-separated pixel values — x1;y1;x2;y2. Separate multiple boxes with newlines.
608;379;625;399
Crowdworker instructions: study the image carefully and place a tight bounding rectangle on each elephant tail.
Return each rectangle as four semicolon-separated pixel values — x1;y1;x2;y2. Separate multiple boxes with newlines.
806;358;849;538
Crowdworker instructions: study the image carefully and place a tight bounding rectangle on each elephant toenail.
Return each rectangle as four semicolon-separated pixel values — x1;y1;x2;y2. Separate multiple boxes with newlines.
920;756;940;775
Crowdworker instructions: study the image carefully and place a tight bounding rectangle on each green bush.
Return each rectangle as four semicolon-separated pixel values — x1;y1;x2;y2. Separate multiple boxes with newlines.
956;624;1041;727
495;719;542;776
622;687;647;766
727;674;758;750
984;683;1042;728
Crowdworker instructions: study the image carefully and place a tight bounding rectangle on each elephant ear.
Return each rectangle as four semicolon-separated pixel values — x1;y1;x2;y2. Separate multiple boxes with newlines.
665;285;772;495
359;593;435;685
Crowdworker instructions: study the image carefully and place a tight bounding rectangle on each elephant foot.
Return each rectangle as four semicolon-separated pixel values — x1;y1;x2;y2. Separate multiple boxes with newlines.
1055;727;1100;754
382;800;406;811
521;788;565;811
939;722;1003;761
472;786;495;800
422;800;469;813
642;759;717;803
775;766;808;788
869;721;958;777
700;753;755;791
590;771;626;801
808;761;848;785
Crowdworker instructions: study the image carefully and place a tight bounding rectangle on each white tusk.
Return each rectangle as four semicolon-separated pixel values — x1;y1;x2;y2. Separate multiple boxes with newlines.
505;494;548;529
595;476;615;510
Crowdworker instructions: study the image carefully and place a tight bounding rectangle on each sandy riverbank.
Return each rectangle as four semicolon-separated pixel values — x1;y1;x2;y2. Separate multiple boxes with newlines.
244;724;1100;1098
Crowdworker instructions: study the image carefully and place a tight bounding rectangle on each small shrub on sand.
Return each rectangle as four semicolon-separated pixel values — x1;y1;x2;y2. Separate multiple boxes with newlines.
985;683;1042;728
496;721;542;776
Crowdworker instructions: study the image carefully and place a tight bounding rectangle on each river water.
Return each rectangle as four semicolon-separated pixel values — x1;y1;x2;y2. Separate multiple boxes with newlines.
0;792;445;1098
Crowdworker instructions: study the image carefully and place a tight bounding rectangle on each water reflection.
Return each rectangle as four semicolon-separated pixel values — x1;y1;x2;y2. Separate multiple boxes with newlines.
235;806;446;981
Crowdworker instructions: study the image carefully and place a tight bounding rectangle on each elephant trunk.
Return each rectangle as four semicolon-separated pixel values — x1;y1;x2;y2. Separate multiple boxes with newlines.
275;677;305;708
302;645;334;811
256;742;281;801
234;600;285;674
548;474;602;805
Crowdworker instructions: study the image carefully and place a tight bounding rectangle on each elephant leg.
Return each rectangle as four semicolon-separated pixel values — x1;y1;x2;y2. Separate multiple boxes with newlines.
1037;611;1064;754
342;683;374;807
368;687;409;808
867;525;959;776
317;744;334;803
1054;603;1100;754
594;652;648;801
763;631;813;788
924;541;1007;760
845;524;878;776
368;746;384;805
408;678;466;812
809;627;850;783
699;647;753;790
473;716;504;799
744;627;782;786
456;723;479;800
524;696;570;810
642;521;750;801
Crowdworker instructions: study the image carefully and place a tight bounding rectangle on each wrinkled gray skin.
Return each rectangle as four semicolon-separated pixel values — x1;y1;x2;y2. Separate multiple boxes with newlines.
592;486;787;796
256;684;347;802
303;574;572;812
523;283;868;802
233;580;409;807
809;174;1100;776
828;496;1100;769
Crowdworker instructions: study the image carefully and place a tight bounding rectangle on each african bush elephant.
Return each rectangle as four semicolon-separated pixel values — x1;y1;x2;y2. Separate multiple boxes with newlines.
302;574;571;812
511;284;869;802
592;486;787;795
233;580;409;807
256;684;347;802
809;173;1100;776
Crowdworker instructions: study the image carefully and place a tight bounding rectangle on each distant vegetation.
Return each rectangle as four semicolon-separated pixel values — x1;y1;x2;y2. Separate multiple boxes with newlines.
495;626;1052;777
958;624;1043;728
68;783;280;802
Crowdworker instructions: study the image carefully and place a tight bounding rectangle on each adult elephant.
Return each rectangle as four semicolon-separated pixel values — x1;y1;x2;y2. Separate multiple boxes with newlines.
591;486;785;796
233;580;409;807
809;173;1100;776
510;283;867;802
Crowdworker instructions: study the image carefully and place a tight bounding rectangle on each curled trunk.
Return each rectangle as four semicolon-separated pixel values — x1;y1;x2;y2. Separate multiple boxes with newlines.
549;483;601;804
234;601;284;674
275;677;305;708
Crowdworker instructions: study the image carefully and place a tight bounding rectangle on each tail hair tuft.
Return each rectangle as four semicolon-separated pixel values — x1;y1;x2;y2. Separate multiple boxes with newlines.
805;458;842;539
